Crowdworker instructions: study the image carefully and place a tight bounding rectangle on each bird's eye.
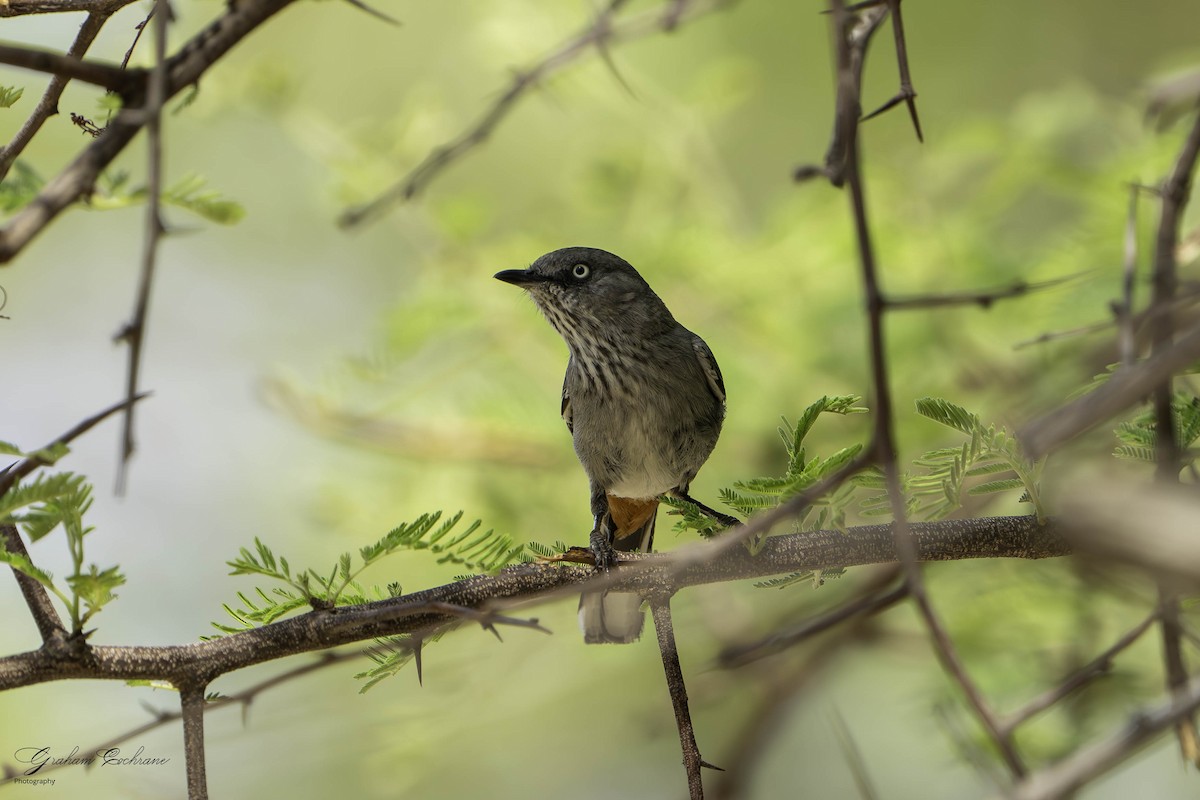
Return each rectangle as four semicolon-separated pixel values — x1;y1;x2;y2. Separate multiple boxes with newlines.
571;263;590;280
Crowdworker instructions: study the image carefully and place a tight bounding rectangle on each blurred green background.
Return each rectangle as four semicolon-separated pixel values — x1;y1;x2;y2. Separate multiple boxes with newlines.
2;0;1200;797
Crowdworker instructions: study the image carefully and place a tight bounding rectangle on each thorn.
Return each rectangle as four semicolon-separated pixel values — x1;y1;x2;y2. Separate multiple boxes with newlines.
341;0;401;26
412;637;424;686
861;89;923;142
700;759;726;772
596;35;637;100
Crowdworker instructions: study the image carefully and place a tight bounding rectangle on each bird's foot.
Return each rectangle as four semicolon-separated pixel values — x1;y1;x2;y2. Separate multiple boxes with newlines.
589;526;617;571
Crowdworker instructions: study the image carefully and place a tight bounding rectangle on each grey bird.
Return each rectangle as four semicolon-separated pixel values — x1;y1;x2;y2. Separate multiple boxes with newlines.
496;247;737;643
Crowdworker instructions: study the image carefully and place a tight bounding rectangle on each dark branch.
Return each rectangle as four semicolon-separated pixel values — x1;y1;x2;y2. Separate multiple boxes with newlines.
1;523;66;644
0;0;137;15
717;571;907;668
180;684;208;800
114;0;169;494
0;43;135;91
651;597;710;800
885;274;1079;311
0;393;149;498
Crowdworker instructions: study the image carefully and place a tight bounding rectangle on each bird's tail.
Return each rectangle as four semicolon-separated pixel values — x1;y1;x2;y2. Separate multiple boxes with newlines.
579;510;656;644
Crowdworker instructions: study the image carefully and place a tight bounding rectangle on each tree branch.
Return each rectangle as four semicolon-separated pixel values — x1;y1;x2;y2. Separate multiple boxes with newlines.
180;684;208;800
0;42;134;91
717;568;906;668
1;523;66;644
0;515;1064;693
651;597;711;799
0;0;136;15
0;393;149;498
113;0;168;494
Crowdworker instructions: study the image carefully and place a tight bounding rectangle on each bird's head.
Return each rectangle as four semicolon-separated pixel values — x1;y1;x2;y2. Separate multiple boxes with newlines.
495;247;673;346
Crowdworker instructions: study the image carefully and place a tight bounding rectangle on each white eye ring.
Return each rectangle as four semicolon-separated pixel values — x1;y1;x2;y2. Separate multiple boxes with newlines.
572;263;590;279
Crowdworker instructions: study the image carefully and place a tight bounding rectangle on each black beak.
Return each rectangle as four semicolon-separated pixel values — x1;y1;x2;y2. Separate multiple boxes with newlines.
494;269;543;287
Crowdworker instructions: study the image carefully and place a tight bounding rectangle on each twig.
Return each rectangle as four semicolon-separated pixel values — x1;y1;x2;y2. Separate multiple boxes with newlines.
337;0;736;228
1;523;66;644
180;684;208;800
340;0;401;27
793;3;888;186
717;568;906;668
119;5;155;70
650;596;712;800
885;274;1078;311
1115;182;1142;365
1007;672;1200;800
113;0;169;494
998;611;1159;735
0;393;150;498
830;709;880;800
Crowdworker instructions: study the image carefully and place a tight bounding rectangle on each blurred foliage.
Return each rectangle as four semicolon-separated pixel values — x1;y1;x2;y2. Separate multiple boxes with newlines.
3;1;1200;797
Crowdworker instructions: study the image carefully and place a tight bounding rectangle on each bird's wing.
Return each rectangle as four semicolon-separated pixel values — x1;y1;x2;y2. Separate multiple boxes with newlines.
692;336;726;405
561;360;574;434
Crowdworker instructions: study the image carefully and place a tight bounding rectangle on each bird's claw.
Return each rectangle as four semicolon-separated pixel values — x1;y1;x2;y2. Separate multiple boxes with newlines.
589;526;617;571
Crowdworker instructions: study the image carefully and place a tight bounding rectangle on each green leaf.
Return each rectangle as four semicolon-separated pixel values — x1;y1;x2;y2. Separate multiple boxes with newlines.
96;93;123;112
916;397;979;435
0;85;23;108
0;160;43;214
0;543;54;585
162;174;245;225
68;564;126;616
0;472;88;526
967;478;1027;495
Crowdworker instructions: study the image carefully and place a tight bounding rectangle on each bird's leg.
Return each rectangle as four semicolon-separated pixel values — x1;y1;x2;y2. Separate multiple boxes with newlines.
672;488;741;529
589;483;618;570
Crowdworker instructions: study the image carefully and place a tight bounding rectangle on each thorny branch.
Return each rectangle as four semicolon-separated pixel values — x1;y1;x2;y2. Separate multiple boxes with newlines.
820;0;1025;781
114;0;169;494
0;515;1067;693
651;597;712;800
